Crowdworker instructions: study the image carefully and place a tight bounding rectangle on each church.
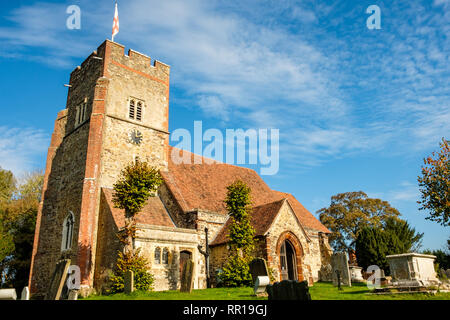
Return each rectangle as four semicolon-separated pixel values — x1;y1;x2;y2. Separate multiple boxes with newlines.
28;40;332;297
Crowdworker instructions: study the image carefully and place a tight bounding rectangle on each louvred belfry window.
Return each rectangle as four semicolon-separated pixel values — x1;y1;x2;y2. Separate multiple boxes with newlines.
129;100;135;119
136;102;142;121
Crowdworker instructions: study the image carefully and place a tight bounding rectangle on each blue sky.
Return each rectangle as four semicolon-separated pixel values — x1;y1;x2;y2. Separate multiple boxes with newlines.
0;0;448;250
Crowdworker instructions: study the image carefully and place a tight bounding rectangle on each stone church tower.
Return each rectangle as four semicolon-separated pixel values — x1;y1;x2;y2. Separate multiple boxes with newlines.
29;40;171;296
29;40;332;298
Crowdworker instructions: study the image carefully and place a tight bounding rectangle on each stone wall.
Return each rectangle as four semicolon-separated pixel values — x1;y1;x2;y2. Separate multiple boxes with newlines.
100;116;168;188
93;190;122;293
195;210;228;288
135;225;198;290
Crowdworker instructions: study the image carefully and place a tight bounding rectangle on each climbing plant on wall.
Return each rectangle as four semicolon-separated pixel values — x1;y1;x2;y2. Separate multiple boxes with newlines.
220;180;255;287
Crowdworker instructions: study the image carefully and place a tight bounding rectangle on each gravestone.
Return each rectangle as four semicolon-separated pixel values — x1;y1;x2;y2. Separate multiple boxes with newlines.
46;259;71;300
446;269;450;279
124;270;134;294
68;290;79;300
331;252;351;287
21;286;30;300
349;266;364;282
180;259;194;293
266;280;311;300
249;258;269;285
318;264;332;282
0;289;17;300
254;276;270;295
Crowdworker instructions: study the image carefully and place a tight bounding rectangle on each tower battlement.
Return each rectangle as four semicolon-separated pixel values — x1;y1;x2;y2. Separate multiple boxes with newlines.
70;40;170;82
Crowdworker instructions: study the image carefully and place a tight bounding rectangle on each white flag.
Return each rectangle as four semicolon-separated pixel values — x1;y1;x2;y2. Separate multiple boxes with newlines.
112;2;119;42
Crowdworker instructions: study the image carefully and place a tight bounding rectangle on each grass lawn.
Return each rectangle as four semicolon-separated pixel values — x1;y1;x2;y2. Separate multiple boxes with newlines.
82;282;450;300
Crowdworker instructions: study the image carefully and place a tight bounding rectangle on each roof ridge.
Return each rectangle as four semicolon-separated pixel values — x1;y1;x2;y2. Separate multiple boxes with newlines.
168;145;259;173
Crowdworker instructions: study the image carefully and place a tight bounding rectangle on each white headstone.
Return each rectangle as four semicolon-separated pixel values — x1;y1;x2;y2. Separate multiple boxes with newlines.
254;276;270;295
0;288;17;300
21;286;30;300
349;266;364;282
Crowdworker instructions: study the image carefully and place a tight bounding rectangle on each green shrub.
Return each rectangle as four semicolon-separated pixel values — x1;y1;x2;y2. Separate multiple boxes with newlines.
108;249;154;294
219;254;252;287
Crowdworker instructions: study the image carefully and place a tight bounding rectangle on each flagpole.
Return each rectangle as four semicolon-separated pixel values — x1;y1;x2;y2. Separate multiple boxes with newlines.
112;0;118;42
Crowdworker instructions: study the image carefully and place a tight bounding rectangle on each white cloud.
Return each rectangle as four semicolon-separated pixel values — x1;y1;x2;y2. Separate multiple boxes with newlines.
0;0;448;171
0;127;50;176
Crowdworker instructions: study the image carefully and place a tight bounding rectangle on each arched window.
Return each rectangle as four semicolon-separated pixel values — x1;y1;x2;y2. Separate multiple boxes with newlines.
136;102;142;121
162;248;169;264
154;247;161;264
61;212;74;251
129;100;135;119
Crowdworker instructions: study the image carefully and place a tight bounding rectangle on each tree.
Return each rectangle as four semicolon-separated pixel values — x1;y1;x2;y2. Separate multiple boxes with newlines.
383;217;423;252
0;170;43;289
0;219;15;284
112;161;162;254
220;180;255;287
355;217;424;273
0;167;16;203
110;161;162;293
418;138;450;226
318;191;400;251
355;227;388;271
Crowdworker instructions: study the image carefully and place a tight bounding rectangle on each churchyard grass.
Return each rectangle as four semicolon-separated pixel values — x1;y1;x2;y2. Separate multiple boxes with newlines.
82;282;450;300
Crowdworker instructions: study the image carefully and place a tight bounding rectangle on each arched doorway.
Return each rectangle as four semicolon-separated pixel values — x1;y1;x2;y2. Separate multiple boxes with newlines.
179;250;192;277
280;240;298;280
276;231;304;281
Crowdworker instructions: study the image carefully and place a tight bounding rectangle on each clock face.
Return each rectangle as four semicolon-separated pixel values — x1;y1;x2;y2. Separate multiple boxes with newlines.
129;129;143;145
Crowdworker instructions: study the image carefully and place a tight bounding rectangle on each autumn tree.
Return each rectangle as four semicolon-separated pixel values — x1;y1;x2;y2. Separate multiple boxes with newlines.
0;167;15;203
0;169;43;289
220;180;255;287
418;138;450;227
318;191;400;252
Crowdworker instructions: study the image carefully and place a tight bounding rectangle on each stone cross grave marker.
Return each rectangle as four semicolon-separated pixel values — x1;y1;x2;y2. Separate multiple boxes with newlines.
21;286;30;300
46;259;71;300
124;270;135;294
249;258;269;285
180;259;194;293
331;252;351;287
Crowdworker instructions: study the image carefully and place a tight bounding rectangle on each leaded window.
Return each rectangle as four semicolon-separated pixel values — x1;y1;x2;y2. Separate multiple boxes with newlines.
154;247;161;264
61;212;74;251
162;248;169;264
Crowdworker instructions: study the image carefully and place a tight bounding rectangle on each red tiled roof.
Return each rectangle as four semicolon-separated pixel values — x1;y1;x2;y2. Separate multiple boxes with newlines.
211;199;286;246
101;188;175;228
161;147;330;234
